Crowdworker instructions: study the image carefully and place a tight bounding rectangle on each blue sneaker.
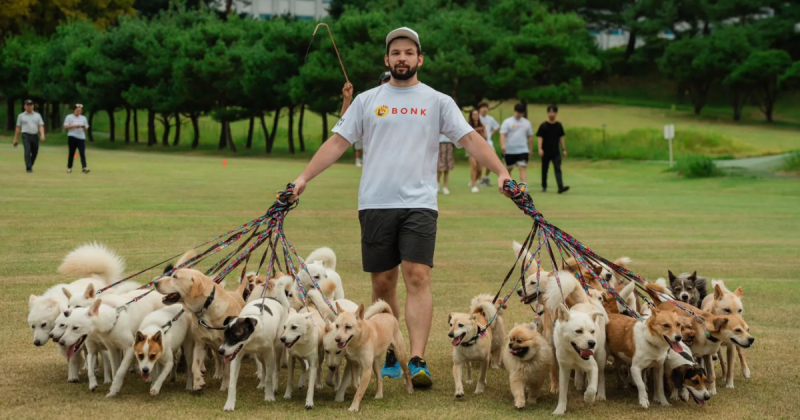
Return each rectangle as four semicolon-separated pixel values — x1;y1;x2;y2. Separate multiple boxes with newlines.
409;356;432;388
381;349;402;379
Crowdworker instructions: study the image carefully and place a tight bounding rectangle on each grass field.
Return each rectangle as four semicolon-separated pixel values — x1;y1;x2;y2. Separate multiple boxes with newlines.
2;145;800;419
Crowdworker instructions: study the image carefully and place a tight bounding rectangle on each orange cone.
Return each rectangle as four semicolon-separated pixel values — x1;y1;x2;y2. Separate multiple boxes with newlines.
222;159;227;167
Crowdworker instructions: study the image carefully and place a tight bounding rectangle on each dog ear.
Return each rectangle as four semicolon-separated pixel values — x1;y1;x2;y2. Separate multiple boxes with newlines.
447;313;453;325
189;276;207;299
88;299;102;316
668;271;677;283
29;294;38;308
224;316;237;327
162;263;174;275
267;279;275;291
135;331;146;343
356;304;365;320
688;271;697;282
84;283;95;299
324;320;331;333
712;316;728;332
671;365;688;390
590;311;604;324
62;288;72;299
734;286;744;298
714;284;724;300
336;302;344;314
152;330;163;344
593;265;604;276
245;317;259;328
556;304;570;322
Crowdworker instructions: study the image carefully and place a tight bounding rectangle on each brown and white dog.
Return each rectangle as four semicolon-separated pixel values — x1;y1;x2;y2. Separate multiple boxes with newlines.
701;280;749;388
331;301;413;412
502;323;553;409
447;294;503;398
154;267;248;391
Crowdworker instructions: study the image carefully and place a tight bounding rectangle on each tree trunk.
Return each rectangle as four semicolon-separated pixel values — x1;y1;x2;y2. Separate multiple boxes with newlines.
321;113;328;143
225;0;233;15
218;120;227;150
5;98;14;130
191;113;200;149
147;109;157;146
246;116;255;149
173;112;181;146
267;108;280;153
259;114;270;153
624;29;637;62
124;107;131;143
50;102;60;131
133;109;139;143
287;105;296;154
731;91;744;121
226;121;237;152
765;101;774;122
88;111;95;142
298;104;305;152
107;109;116;142
161;114;171;146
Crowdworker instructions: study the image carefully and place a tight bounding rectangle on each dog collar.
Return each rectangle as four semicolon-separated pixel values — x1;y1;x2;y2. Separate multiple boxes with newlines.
461;334;480;347
195;286;216;319
705;331;719;343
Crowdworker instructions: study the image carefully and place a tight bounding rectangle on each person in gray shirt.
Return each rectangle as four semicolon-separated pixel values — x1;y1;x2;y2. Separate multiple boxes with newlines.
13;99;46;173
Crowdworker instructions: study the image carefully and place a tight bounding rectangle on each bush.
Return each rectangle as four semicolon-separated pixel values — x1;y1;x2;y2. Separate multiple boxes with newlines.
781;152;800;172
675;155;722;178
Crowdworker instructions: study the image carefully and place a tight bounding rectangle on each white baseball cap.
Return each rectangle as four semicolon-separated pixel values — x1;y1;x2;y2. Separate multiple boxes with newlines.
386;27;421;51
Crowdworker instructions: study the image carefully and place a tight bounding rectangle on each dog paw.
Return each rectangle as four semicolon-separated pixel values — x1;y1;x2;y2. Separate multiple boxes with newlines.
517;405;526;410
550;385;559;394
150;388;160;396
316;383;323;390
105;391;117;398
474;387;485;394
68;377;80;383
552;407;565;415
305;403;314;410
596;392;606;402
464;378;473;385
347;406;359;413
223;402;235;412
584;390;596;404
660;400;671;407
726;383;735;389
89;384;98;392
455;393;464;399
284;392;292;400
639;399;650;409
264;394;276;402
743;369;751;379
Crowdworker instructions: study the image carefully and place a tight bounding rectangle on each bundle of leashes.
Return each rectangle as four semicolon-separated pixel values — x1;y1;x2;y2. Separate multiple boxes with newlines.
480;180;705;337
94;183;336;332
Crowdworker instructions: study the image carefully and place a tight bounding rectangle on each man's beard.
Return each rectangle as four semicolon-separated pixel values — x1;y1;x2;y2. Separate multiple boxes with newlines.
390;63;418;81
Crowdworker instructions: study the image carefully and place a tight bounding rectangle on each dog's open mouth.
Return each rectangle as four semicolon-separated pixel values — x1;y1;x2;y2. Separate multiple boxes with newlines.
664;336;683;353
571;342;594;360
692;393;706;407
162;293;181;304
66;335;86;360
337;335;352;350
451;333;466;346
224;345;243;364
683;337;694;346
284;336;301;349
509;346;529;357
520;292;539;304
141;372;151;382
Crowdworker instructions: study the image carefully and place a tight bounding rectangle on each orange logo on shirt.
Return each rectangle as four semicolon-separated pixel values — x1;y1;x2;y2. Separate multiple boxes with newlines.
375;105;389;117
375;105;427;117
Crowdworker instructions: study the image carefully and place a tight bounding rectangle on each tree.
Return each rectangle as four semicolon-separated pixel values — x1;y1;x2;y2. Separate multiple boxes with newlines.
659;38;711;115
726;50;793;122
0;33;45;130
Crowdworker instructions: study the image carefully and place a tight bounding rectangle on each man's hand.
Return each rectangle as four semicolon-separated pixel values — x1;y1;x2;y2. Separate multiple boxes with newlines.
342;83;353;101
13;138;18;147
40;136;46;143
563;150;568;158
290;178;307;202
538;149;544;157
496;171;511;195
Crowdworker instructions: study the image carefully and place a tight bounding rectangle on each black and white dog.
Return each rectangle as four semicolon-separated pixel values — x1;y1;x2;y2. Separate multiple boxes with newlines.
667;271;708;307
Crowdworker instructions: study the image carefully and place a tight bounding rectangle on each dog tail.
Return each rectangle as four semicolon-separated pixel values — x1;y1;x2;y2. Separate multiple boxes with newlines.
58;242;126;285
176;249;197;267
305;247;337;271
643;281;671;304
273;276;294;310
613;257;632;268
471;300;498;325
364;300;393;319
655;277;668;289
307;288;335;321
544;271;582;311
512;240;534;268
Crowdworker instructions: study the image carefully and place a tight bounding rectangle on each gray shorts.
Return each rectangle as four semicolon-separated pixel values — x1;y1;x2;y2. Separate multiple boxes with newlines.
353;140;363;151
358;209;437;272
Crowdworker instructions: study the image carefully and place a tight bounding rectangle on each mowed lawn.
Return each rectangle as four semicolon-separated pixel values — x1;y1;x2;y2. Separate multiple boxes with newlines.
1;145;799;420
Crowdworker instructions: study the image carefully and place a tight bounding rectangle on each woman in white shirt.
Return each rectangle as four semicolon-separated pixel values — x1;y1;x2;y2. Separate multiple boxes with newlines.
64;104;90;174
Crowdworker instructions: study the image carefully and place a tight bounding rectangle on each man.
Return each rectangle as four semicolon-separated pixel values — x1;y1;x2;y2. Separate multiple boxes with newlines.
500;103;533;186
478;102;499;186
536;105;570;194
341;71;392;167
64;104;90;174
12;100;46;173
290;27;510;388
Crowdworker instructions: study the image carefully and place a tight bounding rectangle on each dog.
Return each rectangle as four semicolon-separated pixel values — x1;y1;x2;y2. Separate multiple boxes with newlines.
668;271;708;307
664;339;710;406
606;307;683;409
281;306;326;408
332;301;413;412
701;280;749;387
218;275;292;411
322;318;360;392
552;303;607;415
447;295;501;398
306;286;359;389
134;305;196;396
502;322;553;409
298;247;344;301
154;265;248;392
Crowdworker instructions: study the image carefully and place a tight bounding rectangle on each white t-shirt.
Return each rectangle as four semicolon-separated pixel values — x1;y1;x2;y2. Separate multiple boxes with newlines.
64;114;89;140
479;114;499;145
332;83;474;211
439;134;451;144
500;117;533;154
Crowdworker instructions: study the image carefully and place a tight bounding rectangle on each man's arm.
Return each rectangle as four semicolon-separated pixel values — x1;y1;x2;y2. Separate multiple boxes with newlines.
527;136;533;158
13;126;20;146
340;83;353;116
39;123;45;142
500;133;506;153
538;137;544;157
560;136;566;157
291;134;352;198
460;131;511;192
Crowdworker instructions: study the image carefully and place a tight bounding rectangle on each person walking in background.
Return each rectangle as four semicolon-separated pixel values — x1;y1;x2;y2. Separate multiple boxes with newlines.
64;104;90;174
466;108;486;193
536;105;569;194
478;102;499;186
500;103;533;186
12;99;46;173
437;134;454;195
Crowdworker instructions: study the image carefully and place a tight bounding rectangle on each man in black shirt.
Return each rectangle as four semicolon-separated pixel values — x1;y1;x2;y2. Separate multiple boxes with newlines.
536;105;570;194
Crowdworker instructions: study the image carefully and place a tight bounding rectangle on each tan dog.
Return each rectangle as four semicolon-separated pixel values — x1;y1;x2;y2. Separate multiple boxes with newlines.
447;295;502;398
606;308;683;409
701;280;749;387
331;301;413;412
154;268;247;391
502;323;553;409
